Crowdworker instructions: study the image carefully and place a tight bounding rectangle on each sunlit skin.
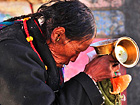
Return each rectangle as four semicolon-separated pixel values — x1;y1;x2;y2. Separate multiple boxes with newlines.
46;27;95;68
46;27;120;82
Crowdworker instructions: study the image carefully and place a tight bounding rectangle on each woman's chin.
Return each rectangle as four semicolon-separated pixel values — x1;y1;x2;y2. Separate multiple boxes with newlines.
56;63;63;68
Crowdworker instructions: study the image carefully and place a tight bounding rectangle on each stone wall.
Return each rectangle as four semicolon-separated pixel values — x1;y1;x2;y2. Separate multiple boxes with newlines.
121;0;140;105
0;1;41;16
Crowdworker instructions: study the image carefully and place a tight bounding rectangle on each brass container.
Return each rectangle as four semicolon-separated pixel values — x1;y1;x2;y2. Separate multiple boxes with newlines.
90;39;117;55
113;37;139;68
90;37;140;68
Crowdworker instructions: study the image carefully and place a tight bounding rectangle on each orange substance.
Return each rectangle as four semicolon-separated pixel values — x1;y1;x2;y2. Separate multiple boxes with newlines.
110;74;132;94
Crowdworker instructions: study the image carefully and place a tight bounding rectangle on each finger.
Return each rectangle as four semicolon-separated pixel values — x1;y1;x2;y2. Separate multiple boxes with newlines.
112;72;116;78
112;62;119;67
106;54;116;61
111;63;120;72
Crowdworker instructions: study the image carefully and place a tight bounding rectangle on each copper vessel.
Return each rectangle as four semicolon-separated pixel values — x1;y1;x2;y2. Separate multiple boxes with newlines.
90;37;139;68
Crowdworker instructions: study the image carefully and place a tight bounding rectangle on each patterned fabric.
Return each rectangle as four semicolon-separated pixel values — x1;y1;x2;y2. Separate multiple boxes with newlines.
59;67;64;88
0;21;20;30
97;79;121;105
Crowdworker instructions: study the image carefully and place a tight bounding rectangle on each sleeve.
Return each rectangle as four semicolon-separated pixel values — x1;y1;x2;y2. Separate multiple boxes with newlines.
55;72;103;105
0;39;55;105
0;39;103;105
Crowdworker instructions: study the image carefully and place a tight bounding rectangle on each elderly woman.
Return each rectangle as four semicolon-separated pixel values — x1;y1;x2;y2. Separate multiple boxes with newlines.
0;0;120;105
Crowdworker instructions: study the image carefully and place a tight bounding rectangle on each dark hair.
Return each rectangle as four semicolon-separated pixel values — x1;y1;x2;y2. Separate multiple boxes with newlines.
5;0;96;41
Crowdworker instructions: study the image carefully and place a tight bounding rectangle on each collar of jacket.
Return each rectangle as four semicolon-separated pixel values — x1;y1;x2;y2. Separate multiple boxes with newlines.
25;18;60;91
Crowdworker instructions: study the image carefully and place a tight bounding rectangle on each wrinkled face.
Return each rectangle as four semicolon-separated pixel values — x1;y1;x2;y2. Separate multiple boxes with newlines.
47;27;96;68
51;37;95;68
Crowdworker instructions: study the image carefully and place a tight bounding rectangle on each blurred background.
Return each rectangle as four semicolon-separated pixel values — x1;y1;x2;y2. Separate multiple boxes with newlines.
0;0;140;105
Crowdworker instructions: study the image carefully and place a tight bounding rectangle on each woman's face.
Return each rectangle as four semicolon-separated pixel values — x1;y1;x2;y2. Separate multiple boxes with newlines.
50;37;95;68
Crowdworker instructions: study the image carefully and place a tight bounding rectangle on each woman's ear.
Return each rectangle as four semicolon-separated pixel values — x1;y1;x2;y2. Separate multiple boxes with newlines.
51;27;66;43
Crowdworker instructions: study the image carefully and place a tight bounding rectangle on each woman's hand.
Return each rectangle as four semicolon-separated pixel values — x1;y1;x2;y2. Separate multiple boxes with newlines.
84;55;120;82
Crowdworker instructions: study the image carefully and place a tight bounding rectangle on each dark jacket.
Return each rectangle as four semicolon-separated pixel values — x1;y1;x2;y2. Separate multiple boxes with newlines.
0;19;103;105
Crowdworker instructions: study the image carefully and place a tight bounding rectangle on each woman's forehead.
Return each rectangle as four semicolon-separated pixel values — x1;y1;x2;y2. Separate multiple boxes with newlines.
72;37;94;51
